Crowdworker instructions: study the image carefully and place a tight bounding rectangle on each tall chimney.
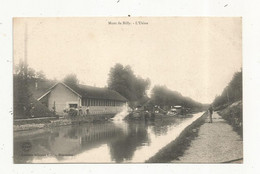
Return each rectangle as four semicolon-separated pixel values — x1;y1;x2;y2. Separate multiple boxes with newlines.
24;23;28;78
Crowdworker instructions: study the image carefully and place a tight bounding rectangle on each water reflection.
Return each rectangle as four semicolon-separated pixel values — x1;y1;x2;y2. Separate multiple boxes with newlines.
109;121;149;163
14;115;198;163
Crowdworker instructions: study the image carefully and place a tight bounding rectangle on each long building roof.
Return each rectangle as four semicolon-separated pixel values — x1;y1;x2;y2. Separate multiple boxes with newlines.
68;83;127;101
38;82;127;102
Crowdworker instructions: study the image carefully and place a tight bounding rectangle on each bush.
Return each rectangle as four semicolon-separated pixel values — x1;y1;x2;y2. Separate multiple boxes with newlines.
29;97;55;118
218;101;243;137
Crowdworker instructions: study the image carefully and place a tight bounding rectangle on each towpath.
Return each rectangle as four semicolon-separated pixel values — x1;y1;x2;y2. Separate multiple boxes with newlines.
172;112;243;163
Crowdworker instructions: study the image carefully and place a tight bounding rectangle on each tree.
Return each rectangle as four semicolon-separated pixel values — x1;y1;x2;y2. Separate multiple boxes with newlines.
107;64;150;102
13;60;32;118
213;70;242;107
135;77;151;99
27;68;36;79
14;64;46;80
63;73;79;86
36;70;46;80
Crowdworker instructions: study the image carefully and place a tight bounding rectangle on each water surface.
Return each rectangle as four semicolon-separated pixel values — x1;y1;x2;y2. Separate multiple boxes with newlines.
14;112;203;163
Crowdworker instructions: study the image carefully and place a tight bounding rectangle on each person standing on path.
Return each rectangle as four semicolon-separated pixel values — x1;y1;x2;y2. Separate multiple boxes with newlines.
208;105;214;123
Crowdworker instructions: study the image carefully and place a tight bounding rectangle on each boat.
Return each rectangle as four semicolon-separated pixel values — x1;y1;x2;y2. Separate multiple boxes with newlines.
166;109;178;116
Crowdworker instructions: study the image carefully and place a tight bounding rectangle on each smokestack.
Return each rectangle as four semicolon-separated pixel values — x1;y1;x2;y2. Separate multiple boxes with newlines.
24;23;28;78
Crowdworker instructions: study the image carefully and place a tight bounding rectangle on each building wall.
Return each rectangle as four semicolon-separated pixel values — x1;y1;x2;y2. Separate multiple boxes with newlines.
80;97;126;115
81;105;125;115
42;83;127;116
82;98;125;107
48;83;81;114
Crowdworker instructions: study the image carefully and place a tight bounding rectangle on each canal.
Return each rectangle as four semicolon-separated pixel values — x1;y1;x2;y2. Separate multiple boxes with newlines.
14;112;203;163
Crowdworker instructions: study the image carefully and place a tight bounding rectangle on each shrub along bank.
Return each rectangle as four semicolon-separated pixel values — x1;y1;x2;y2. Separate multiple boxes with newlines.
217;100;243;138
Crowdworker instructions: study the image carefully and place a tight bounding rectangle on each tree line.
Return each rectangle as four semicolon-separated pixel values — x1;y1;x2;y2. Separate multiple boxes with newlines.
213;70;242;107
13;62;55;118
14;61;205;118
14;61;46;80
150;85;203;110
107;63;203;110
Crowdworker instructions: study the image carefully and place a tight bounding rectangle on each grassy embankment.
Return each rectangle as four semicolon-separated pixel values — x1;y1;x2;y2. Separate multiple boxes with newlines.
146;112;208;163
217;100;243;138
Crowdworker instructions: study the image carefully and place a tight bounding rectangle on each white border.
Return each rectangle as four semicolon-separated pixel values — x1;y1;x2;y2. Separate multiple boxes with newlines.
1;0;260;174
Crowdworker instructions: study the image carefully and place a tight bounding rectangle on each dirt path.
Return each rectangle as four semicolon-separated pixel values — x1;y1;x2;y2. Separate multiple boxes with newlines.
172;112;243;163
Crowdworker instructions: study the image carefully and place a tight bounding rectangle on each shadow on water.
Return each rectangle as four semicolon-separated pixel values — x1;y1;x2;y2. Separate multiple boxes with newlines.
14;116;186;163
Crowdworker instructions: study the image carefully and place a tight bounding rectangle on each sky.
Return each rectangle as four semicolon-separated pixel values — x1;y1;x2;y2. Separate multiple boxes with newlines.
13;17;242;104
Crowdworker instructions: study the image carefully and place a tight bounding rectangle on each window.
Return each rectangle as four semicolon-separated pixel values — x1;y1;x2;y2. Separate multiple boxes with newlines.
69;104;78;108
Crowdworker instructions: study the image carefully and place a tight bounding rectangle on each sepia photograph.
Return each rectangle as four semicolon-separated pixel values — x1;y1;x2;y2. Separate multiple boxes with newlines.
13;17;242;163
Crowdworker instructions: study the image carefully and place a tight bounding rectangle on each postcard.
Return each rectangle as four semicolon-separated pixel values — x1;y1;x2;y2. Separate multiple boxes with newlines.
13;17;242;164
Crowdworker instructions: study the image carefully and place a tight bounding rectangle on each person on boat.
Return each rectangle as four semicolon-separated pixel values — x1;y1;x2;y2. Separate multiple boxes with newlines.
208;105;214;123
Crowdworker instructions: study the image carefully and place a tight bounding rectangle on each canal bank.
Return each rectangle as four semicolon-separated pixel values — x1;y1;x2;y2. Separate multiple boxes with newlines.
146;112;208;162
171;112;243;163
13;114;114;132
